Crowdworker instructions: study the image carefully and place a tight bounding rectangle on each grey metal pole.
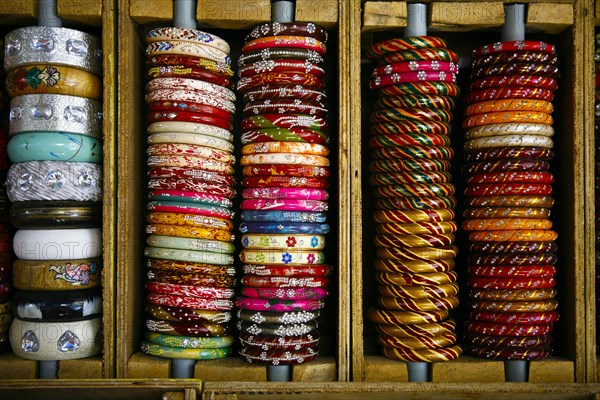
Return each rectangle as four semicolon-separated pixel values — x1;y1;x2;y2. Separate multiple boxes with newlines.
504;359;529;382
39;360;58;379
173;0;197;29
407;361;432;382
404;3;427;37
172;358;196;378
38;0;62;27
501;3;526;42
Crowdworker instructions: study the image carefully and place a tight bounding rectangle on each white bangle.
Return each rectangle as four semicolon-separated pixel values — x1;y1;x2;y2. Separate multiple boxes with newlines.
147;121;233;142
13;228;102;260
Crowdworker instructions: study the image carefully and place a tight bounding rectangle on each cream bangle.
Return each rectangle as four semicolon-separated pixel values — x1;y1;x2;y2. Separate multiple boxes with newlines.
242;234;325;250
4;26;102;75
240;153;329;167
146;89;235;114
464;134;554;151
146;41;230;65
146;27;231;53
239;250;326;265
6;161;102;202
13;228;102;260
147;132;234;152
10;317;102;360
9;94;102;138
147;121;233;142
146;77;235;103
464;122;554;140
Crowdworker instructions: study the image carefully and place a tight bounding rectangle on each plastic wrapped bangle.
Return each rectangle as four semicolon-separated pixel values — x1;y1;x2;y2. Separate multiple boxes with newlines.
4;26;102;75
242;84;326;103
147;258;235;275
376;319;456;338
146;224;234;242
378;295;459;312
369;133;451;149
471;62;560;79
376;221;458;236
146;55;234;77
473;41;555;57
148;200;234;220
467;241;556;254
372;61;458;77
370;120;451;136
144;332;234;349
235;297;325;312
469;287;557;301
147;120;233;141
377;270;458;286
9;94;102;137
13;257;102;291
367;307;449;325
239;59;325;78
465;320;554;337
241;264;331;277
10;317;102;360
376;48;459;65
144;246;234;265
465;122;554;140
466;171;554;185
375;195;457;210
145;304;231;323
146;27;230;53
13;227;102;260
466;86;554;104
8;132;102;164
242;176;329;189
464;195;554;208
145;317;230;336
9;200;102;229
12;288;102;321
467;276;556;289
245;22;328;42
374;233;454;248
472;51;557;69
146;281;234;299
141;342;231;359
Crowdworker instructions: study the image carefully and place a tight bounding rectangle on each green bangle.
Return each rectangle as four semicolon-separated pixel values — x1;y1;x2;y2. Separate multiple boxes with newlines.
7;132;103;163
144;246;234;265
147;235;235;254
141;341;232;359
144;332;234;349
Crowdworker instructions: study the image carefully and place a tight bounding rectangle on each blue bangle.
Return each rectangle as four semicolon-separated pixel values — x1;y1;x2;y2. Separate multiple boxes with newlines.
241;210;328;223
7;132;103;163
239;222;330;234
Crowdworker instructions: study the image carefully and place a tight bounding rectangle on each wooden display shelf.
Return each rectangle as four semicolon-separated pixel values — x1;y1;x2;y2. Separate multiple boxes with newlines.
0;0;117;380
117;0;351;382
352;0;596;384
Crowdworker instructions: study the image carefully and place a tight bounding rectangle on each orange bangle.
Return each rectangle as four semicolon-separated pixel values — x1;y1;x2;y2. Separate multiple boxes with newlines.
464;195;554;208
463;207;551;219
6;64;102;100
147;211;234;231
462;218;553;231
468;229;558;242
146;223;235;242
464;99;554;117
462;111;553;129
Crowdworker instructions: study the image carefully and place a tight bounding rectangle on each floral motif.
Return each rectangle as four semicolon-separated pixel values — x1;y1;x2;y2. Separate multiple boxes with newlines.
310;237;319;248
282;252;292;264
259;236;270;247
286;236;297;247
49;260;98;286
255;252;265;263
307;253;315;264
10;65;60;92
242;236;249;247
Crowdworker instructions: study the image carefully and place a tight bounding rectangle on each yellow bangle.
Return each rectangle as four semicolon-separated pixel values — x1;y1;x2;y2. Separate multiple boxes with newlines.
6;64;102;100
13;258;102;291
146;223;235;242
147;211;234;231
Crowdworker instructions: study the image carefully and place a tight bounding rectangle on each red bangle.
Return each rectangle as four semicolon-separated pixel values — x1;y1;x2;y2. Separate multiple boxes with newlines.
467;241;557;254
471;62;560;80
241;264;332;277
146;65;232;87
464;195;555;209
466;86;554;104
147;293;233;310
375;195;457;210
376;48;459;65
467;276;556;289
469;299;558;313
238;59;325;78
378;82;460;97
242;176;328;189
370;107;453;123
148;167;236;187
462;111;553;129
466;171;554;185
368;36;449;57
370;71;457;90
464;183;552;197
465;320;554;336
372;61;458;77
465;147;554;162
464;332;552;348
469;311;559;325
242;84;326;103
369;170;452;185
469;287;557;301
376;221;458;236
468;265;557;278
239;287;328;300
462;160;550;176
468;253;557;266
148;179;235;199
472;50;558;69
146;281;235;299
464;344;552;360
372;145;454;160
473;41;556;57
148;100;232;121
370;120;452;136
470;75;558;92
375;93;455;110
146;144;233;164
243;35;326;54
243;100;328;119
374;258;454;274
369;158;451;173
237;72;325;92
146;55;234;77
147;110;233;130
147;258;235;276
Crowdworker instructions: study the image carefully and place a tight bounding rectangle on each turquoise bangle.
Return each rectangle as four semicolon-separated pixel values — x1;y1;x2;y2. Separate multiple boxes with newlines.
145;246;234;265
7;132;103;163
144;332;235;348
147;235;235;254
141;341;232;359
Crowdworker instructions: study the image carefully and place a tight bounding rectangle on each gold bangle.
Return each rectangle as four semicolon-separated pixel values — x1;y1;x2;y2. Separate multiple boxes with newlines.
13;258;102;291
146;223;235;242
6;64;102;100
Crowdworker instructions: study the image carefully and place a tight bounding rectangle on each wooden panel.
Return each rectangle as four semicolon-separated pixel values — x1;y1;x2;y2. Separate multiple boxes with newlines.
0;0;102;25
59;357;104;379
125;352;170;379
0;354;37;379
130;0;338;29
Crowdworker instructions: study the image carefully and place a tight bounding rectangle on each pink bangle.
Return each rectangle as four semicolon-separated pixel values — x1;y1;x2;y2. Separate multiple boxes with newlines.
146;281;235;299
235;297;325;311
242;264;332;277
240;287;328;300
370;71;457;89
147;201;234;219
146;77;235;102
240;153;329;167
242;35;327;54
241;187;328;201
242;176;329;189
239;59;325;78
240;199;328;211
237;72;325;92
147;155;235;174
147;292;234;310
372;61;458;77
148;179;235;199
473;41;556;57
146;89;235;114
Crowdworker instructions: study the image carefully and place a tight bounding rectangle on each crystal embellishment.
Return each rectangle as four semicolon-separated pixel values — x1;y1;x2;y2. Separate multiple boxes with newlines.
32;104;53;120
57;330;80;352
46;170;66;191
17;173;33;191
10;107;22;122
31;36;54;52
78;172;95;188
64;105;86;123
66;39;88;56
6;39;21;55
21;330;40;352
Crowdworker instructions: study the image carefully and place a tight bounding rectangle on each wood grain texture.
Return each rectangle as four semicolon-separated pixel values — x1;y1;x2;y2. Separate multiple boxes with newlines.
0;0;102;25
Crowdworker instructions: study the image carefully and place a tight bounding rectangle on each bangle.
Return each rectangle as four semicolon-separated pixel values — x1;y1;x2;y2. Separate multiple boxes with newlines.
466;171;553;185
10;317;102;360
147;155;235;174
374;233;455;248
8;132;102;163
370;118;452;136
239;250;325;266
146;89;235;114
235;297;325;312
147;66;232;86
146;41;230;65
378;295;459;312
375;93;455;110
149;167;236;187
370;170;451;185
6;161;102;202
245;22;328;42
376;48;459;65
373;209;454;223
237;72;325;93
12;288;102;321
7;65;102;100
147;212;233;231
372;145;454;160
464;333;552;349
375;320;456;338
147;111;232;131
372;61;458;77
242;234;325;250
242;176;328;189
239;59;325;78
369;158;451;173
465;135;554;151
370;71;456;90
464;345;552;361
237;320;318;338
147;200;234;219
148;101;232;121
243;35;326;54
13;228;102;260
145;317;230;336
237;310;319;325
146;234;235;252
241;153;329;167
148;179;235;200
468;229;558;242
463;160;550;176
367;307;449;325
143;333;231;351
464;99;554;117
465;320;553;337
241;142;329;156
376;221;458;236
238;48;324;67
9;94;102;137
374;258;454;274
241;114;327;131
375;195;457;210
146;281;234;299
147;133;234;153
469;288;557;301
147;258;235;276
141;342;231;359
147;120;233;142
145;246;234;265
473;41;555;57
147;143;234;164
472;51;557;69
239;347;318;365
146;77;235;102
465;122;554;139
241;127;329;145
370;107;452;123
473;59;560;79
467;276;556;289
376;270;458;286
470;310;558;324
240;332;319;351
243;165;329;178
469;299;558;313
378;82;460;97
145;304;231;323
468;241;556;254
369;133;451;148
243;84;326;103
470;74;558;91
240;210;327;223
241;275;329;289
148;271;235;287
243;100;327;119
462;218;553;231
146;55;233;77
239;287;328;300
146;27;230;53
146;294;233;312
240;199;328;212
13;258;102;291
374;182;455;198
464;195;554;208
379;283;458;299
463;111;553;129
9;200;101;229
369;37;448;57
0;284;12;304
4;26;102;75
242;187;328;201
464;183;552;196
466;86;554;104
242;264;332;277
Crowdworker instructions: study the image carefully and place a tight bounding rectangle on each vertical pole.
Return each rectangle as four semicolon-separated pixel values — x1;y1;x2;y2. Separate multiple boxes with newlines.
38;0;62;27
501;3;526;42
504;359;529;382
172;358;197;379
404;3;427;37
39;360;58;379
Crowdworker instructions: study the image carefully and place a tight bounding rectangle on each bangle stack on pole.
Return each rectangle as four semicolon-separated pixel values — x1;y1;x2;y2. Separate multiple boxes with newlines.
365;11;462;375
235;2;331;371
140;2;236;368
4;0;103;371
461;5;559;380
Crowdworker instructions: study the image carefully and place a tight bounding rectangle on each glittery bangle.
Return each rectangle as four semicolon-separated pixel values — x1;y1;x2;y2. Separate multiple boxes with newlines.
375;320;456;338
376;221;458;236
465;320;553;337
464;122;554;140
376;270;458;286
146;281;234;299
146;294;233;312
462;218;553;231
373;209;455;223
146;77;235;102
245;22;328;42
149;167;236;187
379;283;458;299
147;121;233;142
142;342;231;359
239;59;325;78
370;71;456;90
240;210;327;223
237;309;319;324
10;317;102;360
241;113;327;131
370;107;453;123
467;241;556;254
468;229;558;242
464;333;552;349
242;234;325;250
148;180;235;201
9;200;102;229
374;233;454;248
473;41;555;57
146;234;235;253
375;195;457;210
146;27;230;53
148;200;234;219
235;297;325;312
371;120;452;136
145;246;234;265
148;101;233;121
238;48;323;67
464;344;552;360
147;143;233;164
147;212;233;231
12;257;101;291
147;65;232;87
469;310;558;324
148;271;236;287
367;307;449;325
464;195;554;208
464;183;552;197
469;287;557;301
240;203;328;217
239;347;318;365
243;100;327;119
146;55;234;77
376;48;459;65
242;176;328;189
465;135;554;151
242;84;326;103
242;164;329;178
13;228;102;260
470;299;558;313
145;304;231;323
237;320;319;338
241;153;329;167
472;51;557;69
8;132;102;164
470;74;558;92
465;99;554;118
242;141;328;156
240;287;328;300
369;133;451;149
4;26;102;75
147;155;235;174
466;86;554;104
467;276;556;289
147;110;232;131
146;41;230;65
463;111;553;129
462;160;550;176
378;295;459;312
241;264;332;277
145;317;230;336
242;128;329;145
466;171;553;185
9;94;102;137
239;250;325;266
146;89;235;114
375;94;455;110
243;35;326;54
242;187;328;201
372;61;458;77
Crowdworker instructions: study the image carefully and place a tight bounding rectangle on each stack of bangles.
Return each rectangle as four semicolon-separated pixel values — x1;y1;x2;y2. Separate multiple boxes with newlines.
4;25;104;360
141;27;236;361
461;40;560;361
365;35;462;363
0;39;11;354
234;21;330;366
595;33;600;354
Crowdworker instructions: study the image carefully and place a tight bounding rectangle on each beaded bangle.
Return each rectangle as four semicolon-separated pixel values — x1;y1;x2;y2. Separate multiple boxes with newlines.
235;297;325;312
238;48;323;67
146;27;230;53
13;257;102;291
239;347;318;365
8;132;102;163
241;153;329;167
240;287;327;301
245;22;328;42
239;59;325;78
372;61;458;77
473;41;555;57
148;101;233;121
243;100;328;119
370;71;456;90
376;48;459;65
13;228;102;260
241;264;332;277
237;309;319;325
147;120;233;141
241;113;327;131
470;74;558;91
242;84;326;103
237;320;319;338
